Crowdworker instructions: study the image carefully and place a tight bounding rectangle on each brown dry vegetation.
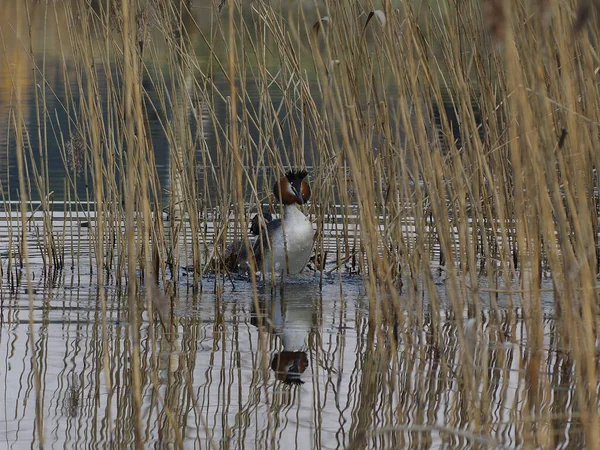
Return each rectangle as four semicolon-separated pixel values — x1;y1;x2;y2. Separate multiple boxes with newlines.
2;0;600;448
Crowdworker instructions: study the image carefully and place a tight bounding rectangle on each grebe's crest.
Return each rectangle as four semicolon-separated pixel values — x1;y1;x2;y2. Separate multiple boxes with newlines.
284;169;308;182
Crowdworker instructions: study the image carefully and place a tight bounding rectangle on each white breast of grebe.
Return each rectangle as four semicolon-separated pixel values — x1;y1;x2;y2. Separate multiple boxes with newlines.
264;204;314;276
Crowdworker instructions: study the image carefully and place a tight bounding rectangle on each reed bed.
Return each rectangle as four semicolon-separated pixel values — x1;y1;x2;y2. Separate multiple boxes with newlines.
1;0;600;448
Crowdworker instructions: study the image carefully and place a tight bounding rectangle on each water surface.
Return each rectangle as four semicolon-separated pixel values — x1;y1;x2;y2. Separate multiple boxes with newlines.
0;249;581;449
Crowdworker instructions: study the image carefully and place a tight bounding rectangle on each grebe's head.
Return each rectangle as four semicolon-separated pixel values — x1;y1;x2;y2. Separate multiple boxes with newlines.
273;170;311;205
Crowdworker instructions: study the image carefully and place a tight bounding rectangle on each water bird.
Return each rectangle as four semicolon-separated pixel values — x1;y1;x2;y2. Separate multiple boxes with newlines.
253;169;314;277
222;211;273;272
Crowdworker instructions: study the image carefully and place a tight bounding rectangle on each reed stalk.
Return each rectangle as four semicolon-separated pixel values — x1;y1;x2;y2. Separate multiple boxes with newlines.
3;0;600;447
9;1;44;445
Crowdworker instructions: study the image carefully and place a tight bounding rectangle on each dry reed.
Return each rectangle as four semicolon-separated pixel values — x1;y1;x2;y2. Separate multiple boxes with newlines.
1;0;599;448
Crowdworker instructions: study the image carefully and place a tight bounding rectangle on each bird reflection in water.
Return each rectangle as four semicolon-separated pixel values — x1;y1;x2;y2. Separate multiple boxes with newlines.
270;351;308;384
251;285;316;385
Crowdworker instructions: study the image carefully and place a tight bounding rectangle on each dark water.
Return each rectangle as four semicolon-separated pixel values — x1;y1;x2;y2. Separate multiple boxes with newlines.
0;4;319;204
0;2;480;206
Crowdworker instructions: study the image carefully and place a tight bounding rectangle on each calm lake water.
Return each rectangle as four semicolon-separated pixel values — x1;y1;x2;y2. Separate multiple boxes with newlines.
0;216;575;449
0;1;585;449
1;257;573;449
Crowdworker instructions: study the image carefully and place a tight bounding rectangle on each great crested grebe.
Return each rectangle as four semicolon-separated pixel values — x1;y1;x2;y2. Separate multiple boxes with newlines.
222;210;273;272
253;169;314;277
